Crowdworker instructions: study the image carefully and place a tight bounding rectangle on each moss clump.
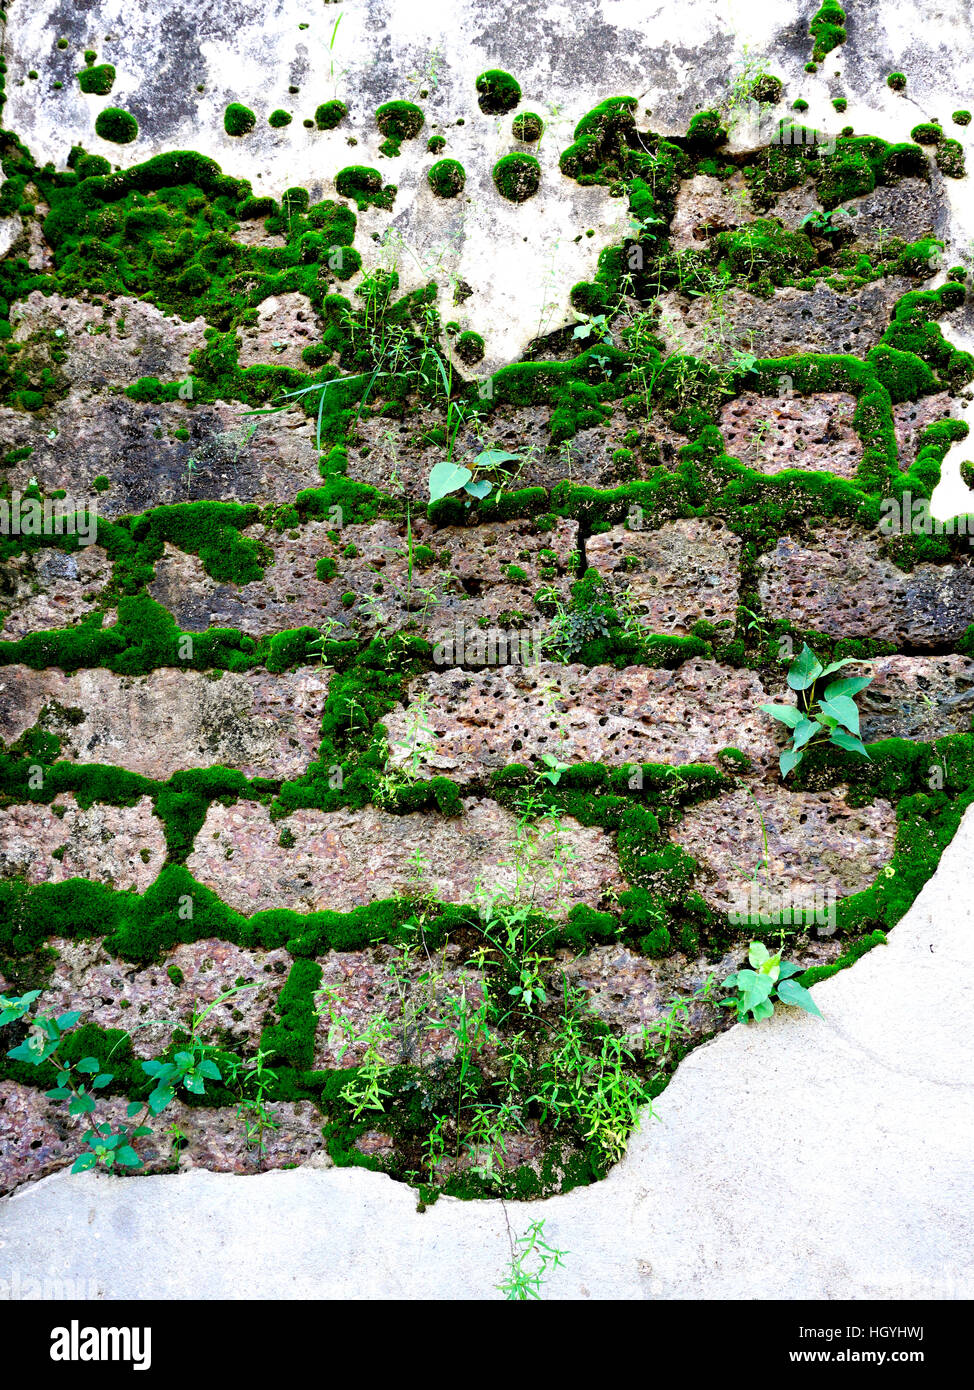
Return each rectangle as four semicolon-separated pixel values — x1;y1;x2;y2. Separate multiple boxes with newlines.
832;97;847;112
166;964;184;986
887;72;907;91
475;69;521;115
334;165;396;211
492;152;540;202
936;139;966;178
809;1;847;63
427;157;465;198
314;100;347;130
223;103;256;137
269;109;292;129
749;74;783;105
792;99;809;113
686;108;728;151
427;135;446;153
911;122;943;145
375;101;424;143
512;112;544;142
94;107;138;144
454;330;485;365
953;110;972;126
77;64;115;96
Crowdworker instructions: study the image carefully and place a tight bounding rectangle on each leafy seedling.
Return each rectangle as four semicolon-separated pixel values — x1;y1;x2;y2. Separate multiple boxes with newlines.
761;642;873;777
722;941;822;1022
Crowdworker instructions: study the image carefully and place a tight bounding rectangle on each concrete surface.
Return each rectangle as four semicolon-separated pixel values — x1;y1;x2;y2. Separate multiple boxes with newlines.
3;801;972;1301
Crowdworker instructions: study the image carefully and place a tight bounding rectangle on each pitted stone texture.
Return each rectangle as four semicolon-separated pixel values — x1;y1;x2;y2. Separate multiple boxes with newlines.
893;393;953;469
759;529;974;646
0;544;112;641
668;173;755;251
720;391;861;477
657;278;910;362
585;519;741;632
9;292;207;387
237;293;323;371
859;655;974;743
17;938;290;1060
314;944;485;1068
0;1081;328;1193
383;661;779;776
674;786;898;912
0;665;329;780
151;517;578;650
0;796;164;892
0;393;321;518
187;799;623;915
841;179;943;248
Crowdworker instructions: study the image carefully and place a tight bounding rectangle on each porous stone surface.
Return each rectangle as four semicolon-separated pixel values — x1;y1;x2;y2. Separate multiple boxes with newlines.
585;519;741;632
720;391;862;477
668;174;755;251
0;395;323;516
383;660;779;776
892;392;953;468
0;664;329;779
0;544;112;641
9;291;207;387
0;938;290;1060
841;179;943;248
673;786;898;912
150;517;579;647
758;530;974;646
657;278;911;362
186;799;624;915
236;293;323;371
0;796;165;892
858;654;974;743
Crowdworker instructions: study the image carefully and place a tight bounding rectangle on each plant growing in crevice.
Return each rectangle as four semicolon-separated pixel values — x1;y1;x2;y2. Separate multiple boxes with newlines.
761;643;873;777
722;941;822;1022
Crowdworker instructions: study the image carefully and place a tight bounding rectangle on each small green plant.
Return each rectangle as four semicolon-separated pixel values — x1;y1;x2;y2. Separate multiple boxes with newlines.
224;102;256;136
722;942;822;1022
497;1220;568;1300
428;449;520;504
761;643;873;776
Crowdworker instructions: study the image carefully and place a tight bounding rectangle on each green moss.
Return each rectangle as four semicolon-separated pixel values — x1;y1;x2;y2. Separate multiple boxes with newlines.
953;110;972;126
268;109;292;129
686;109;728;151
748;75;783;106
427;157;465;198
492;152;540;202
832;97;848;112
454;330;484;365
375;101;424;148
166;964;184;986
315;100;347;130
427;135;446;153
475;69;521;115
809;1;847;63
77;64;115;96
223;103;256;137
936;139;966;178
94;107;138;144
335;165;396;211
512;112;544;142
887;72;907;91
792;100;809;113
910;122;942;145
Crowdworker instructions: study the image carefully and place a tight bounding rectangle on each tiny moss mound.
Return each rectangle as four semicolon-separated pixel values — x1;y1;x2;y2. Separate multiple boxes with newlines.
335;165;396;211
375;100;424;141
953;110;972;126
476;69;521;115
455;330;485;364
809;1;847;63
315;100;347;130
427;157;465;198
427;135;446;153
887;72;907;91
269;109;293;129
224;103;256;137
77;64;115;96
512;112;544;142
492;152;540;202
94;107;138;144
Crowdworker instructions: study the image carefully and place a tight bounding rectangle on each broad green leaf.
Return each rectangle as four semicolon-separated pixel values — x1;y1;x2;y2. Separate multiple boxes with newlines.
116;1145;142;1168
76;1057;100;1074
819;657;859;678
737;969;774;1013
45;1086;72;1100
68;1094;96;1115
780;747;804;777
776;960;803;981
92;1073;113;1089
819;695;860;735
463;479;492;499
792;718;820;750
198;1059;222;1081
776;977;823;1017
751;998;775;1021
71;1153;97;1173
55;1011;81;1031
823;675;872;700
147;1084;175;1116
748;941;771;968
428;460;472;502
830;729;870;759
474;449;521;468
760;702;804;728
126;1102;143;1118
787;644;824;691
